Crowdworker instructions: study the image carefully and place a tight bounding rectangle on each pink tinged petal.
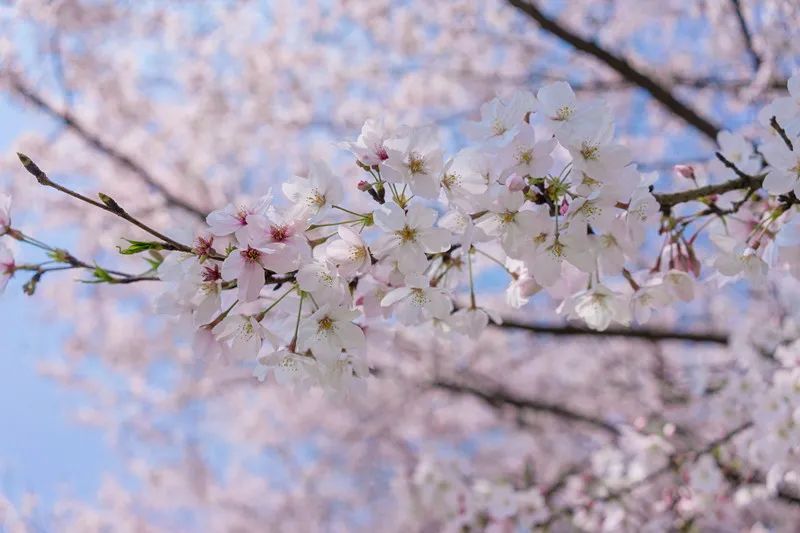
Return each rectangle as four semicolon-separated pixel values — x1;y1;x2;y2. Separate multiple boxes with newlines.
408;175;440;199
406;205;437;229
763;170;795;195
373;203;406;231
221;252;245;281
338;225;363;246
428;293;453;319
530;253;561;287
325;240;351;263
207;211;243;236
397;247;427;275
334;322;366;350
381;287;412;307
417;228;451;253
238;262;265;302
395;302;422;325
537;81;575;114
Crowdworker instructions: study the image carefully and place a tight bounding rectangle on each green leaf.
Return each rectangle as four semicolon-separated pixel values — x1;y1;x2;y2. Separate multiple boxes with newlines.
92;265;114;282
117;239;165;255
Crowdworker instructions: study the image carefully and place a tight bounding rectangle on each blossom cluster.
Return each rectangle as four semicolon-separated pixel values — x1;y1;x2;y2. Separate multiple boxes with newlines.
149;81;674;393
5;77;800;397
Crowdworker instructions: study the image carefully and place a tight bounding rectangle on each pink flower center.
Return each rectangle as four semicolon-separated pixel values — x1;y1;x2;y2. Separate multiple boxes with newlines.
240;246;262;264
194;235;214;256
270;224;290;242
201;264;221;282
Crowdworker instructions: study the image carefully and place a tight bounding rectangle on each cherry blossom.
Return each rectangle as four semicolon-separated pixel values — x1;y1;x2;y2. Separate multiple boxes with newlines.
372;203;451;275
296;304;366;360
0;194;11;234
206;194;272;243
381;274;452;325
382;125;444;198
325;226;371;276
5;14;800;528
0;243;13;292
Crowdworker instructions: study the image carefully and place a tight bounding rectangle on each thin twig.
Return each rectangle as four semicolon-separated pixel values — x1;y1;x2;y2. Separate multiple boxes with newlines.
770;116;794;151
16;153;196;254
506;0;721;140
729;0;762;71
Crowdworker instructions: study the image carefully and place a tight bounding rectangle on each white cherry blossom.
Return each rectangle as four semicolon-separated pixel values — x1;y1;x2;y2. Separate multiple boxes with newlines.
372;203;451;275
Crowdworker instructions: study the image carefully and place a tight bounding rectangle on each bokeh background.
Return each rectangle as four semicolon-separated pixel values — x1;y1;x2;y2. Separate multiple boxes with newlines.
0;1;798;530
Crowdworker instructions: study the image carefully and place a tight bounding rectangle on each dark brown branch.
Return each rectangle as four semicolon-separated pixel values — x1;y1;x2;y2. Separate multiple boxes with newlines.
506;0;722;140
729;0;762;71
496;317;729;345
653;170;764;211
17;153;196;255
433;378;621;436
9;79;207;219
770;116;794;151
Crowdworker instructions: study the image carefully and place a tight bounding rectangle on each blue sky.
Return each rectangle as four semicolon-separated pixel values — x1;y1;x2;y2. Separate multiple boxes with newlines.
0;96;117;506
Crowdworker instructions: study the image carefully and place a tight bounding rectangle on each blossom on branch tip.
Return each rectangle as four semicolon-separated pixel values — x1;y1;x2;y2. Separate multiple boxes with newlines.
283;160;343;220
297;304;366;361
342;119;391;167
497;124;556;180
255;347;313;390
325;226;371;276
381;273;452;325
206;193;272;243
463;89;536;144
382;125;444;199
558;283;631;331
710;233;768;285
372;203;451;275
221;246;270;302
248;208;311;274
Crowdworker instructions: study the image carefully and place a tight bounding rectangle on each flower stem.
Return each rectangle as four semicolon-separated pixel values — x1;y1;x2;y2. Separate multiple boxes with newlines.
468;246;476;309
255;285;296;321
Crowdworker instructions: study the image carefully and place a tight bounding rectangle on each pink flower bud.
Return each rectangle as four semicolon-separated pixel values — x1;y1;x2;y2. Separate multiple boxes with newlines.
357;180;371;192
505;173;525;192
559;198;569;216
673;164;695;179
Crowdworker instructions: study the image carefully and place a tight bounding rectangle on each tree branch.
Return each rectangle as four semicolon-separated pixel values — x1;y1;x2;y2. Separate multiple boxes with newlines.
506;0;722;140
729;0;762;71
653;172;764;210
433;378;621;436
17;153;196;255
9;79;207;220
496;317;729;345
534;422;753;527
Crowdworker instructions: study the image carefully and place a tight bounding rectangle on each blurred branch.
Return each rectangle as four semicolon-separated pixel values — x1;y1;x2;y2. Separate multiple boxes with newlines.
506;0;722;140
729;0;762;71
496;317;729;345
534;422;753;527
9;78;207;220
432;377;621;435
